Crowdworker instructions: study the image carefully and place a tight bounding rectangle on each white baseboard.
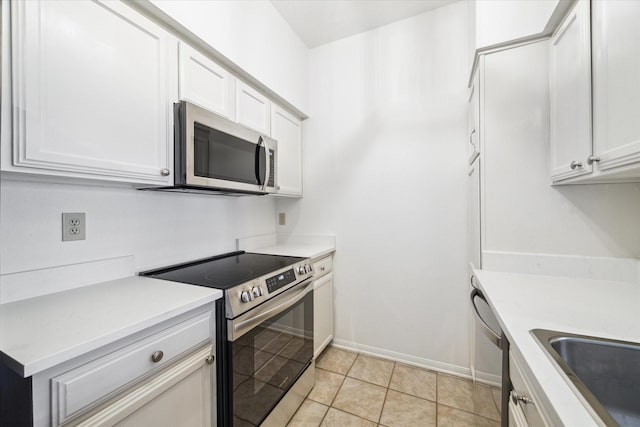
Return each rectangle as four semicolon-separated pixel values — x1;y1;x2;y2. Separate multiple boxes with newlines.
331;338;473;381
474;370;501;387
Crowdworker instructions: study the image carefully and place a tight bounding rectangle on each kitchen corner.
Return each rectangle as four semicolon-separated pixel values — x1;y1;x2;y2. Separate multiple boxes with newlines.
473;262;640;426
236;234;336;261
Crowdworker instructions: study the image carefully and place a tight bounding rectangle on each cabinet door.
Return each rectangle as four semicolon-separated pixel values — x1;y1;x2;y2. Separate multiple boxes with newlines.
592;0;640;172
313;273;333;358
10;0;177;184
271;104;302;196
468;72;480;164
509;351;546;427
77;346;214;427
468;158;481;271
549;0;592;182
179;42;235;120
236;80;271;135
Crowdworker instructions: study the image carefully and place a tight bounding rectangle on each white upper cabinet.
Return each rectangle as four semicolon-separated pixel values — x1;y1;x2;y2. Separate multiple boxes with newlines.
235;80;271;135
549;0;640;183
549;0;592;182
6;0;178;185
271;105;302;196
592;0;640;173
178;42;235;120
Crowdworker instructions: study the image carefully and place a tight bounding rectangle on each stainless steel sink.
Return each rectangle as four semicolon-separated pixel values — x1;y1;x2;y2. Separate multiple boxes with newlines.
531;329;640;427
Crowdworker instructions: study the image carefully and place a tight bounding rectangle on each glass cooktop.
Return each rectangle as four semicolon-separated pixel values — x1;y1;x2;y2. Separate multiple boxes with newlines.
140;251;304;290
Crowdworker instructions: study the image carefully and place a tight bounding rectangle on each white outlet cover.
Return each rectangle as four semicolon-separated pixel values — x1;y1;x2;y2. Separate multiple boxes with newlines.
62;213;86;241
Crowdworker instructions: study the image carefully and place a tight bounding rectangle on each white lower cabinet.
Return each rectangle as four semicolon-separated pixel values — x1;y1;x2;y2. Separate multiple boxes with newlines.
312;255;334;358
3;0;178;185
77;345;213;427
0;306;217;427
271;104;303;196
509;351;546;427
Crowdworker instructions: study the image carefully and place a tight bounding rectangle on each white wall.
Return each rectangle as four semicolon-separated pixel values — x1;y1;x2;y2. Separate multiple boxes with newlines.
474;0;559;49
278;2;472;374
150;0;309;114
482;42;640;259
0;178;276;276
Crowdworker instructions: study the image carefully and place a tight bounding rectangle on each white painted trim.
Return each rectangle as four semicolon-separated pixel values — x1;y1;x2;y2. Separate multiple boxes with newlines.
474;371;501;388
331;339;472;381
0;256;135;303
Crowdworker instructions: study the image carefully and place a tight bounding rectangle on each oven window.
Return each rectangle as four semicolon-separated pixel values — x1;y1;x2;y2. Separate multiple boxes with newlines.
231;291;313;426
193;122;266;185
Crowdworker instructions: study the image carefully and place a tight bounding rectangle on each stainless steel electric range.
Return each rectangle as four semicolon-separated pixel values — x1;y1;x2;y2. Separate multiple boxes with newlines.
141;251;315;426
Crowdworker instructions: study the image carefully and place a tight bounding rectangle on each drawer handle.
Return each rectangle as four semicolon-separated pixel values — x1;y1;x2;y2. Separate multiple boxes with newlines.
511;392;533;405
320;266;326;272
151;351;164;363
206;355;215;365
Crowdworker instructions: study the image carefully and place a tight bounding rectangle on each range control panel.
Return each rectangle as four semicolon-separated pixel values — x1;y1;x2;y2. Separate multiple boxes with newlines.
266;268;297;293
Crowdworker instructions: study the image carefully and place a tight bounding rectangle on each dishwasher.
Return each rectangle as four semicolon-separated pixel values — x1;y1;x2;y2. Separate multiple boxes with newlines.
470;275;509;427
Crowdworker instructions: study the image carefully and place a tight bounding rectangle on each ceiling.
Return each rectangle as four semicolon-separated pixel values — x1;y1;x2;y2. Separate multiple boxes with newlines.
271;0;457;48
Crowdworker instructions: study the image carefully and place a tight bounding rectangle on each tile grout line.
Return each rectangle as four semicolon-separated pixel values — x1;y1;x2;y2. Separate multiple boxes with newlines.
305;347;501;426
319;350;359;425
435;371;439;426
377;361;395;425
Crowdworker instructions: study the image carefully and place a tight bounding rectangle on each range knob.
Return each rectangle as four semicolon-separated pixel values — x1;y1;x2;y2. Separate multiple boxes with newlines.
298;266;306;274
252;286;262;298
305;264;312;274
240;290;252;303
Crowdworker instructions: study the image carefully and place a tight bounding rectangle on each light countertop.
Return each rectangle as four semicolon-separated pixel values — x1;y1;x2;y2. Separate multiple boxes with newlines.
473;269;640;426
238;234;336;260
0;276;222;377
249;242;335;260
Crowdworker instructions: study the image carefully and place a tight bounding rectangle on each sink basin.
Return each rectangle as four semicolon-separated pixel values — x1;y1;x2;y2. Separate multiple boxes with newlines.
531;329;640;427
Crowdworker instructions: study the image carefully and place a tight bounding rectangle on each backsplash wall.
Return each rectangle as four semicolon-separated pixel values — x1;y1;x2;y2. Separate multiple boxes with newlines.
0;178;276;276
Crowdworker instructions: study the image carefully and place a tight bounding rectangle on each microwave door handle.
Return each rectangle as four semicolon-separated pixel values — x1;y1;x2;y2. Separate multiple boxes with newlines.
255;136;264;187
263;143;271;192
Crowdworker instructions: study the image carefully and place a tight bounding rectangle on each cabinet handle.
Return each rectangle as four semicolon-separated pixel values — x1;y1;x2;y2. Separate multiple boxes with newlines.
151;351;164;363
587;156;601;165
206;355;215;365
469;129;477;145
570;161;583;170
320;266;326;272
511;392;534;405
160;168;171;176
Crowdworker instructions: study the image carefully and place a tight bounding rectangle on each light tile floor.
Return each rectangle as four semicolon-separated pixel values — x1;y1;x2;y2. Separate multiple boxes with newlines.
288;346;501;427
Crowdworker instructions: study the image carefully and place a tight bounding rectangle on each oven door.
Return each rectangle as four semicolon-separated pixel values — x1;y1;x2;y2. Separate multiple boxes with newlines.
181;101;277;194
228;280;313;426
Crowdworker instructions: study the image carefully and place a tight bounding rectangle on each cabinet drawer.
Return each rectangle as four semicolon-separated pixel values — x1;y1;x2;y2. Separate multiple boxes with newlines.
509;352;546;427
51;311;212;425
313;256;333;278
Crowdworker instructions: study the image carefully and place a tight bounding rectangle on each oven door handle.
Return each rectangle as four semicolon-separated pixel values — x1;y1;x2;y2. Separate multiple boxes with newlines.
228;280;313;341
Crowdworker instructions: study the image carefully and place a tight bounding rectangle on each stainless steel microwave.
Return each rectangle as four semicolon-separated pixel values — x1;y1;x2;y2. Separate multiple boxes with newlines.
157;101;277;195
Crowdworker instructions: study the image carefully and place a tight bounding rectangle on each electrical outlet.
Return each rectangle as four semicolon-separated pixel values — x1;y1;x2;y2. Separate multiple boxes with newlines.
62;213;86;241
278;212;286;226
